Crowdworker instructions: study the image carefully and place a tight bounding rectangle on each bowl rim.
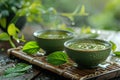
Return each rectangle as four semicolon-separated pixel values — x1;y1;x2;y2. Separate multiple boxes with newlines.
64;38;112;52
33;29;74;40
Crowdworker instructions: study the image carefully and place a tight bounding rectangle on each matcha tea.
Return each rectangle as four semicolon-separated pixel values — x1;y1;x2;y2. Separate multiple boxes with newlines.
38;31;70;39
68;42;106;51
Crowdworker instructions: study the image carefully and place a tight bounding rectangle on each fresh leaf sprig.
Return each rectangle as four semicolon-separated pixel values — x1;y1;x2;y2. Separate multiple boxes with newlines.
110;41;120;56
0;63;32;78
0;23;25;48
110;41;117;52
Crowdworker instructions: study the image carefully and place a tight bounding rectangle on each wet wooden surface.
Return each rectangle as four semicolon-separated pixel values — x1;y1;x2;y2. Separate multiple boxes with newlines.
0;26;120;80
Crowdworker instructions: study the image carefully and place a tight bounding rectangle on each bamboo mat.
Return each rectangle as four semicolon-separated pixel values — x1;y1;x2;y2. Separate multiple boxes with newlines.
7;47;120;80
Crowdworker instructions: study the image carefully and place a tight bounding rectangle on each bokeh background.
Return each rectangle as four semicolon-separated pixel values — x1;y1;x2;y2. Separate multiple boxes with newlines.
40;0;120;31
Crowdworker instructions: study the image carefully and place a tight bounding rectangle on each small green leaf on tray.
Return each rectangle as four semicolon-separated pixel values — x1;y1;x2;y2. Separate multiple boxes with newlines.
22;41;40;54
110;41;117;51
113;51;120;56
46;51;69;66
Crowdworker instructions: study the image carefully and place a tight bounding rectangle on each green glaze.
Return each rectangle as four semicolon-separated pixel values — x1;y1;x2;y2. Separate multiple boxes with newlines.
33;30;74;54
64;38;111;68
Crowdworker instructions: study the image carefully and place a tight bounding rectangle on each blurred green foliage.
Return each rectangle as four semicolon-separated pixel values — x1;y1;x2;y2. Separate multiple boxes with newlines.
1;0;119;31
40;0;89;29
42;0;120;31
88;0;120;31
0;0;43;23
0;0;42;47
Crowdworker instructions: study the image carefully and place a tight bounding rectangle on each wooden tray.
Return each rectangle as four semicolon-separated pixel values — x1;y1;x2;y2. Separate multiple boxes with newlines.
7;47;120;80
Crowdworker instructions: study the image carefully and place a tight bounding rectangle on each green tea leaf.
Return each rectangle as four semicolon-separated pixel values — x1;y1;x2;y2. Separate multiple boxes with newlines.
72;5;80;15
59;24;74;32
5;63;32;74
113;51;120;56
0;18;6;28
0;32;9;41
46;51;69;66
15;64;32;72
61;13;74;21
2;63;32;78
81;26;91;34
7;23;20;36
19;34;26;42
3;73;24;78
22;41;40;54
110;41;117;51
79;5;89;16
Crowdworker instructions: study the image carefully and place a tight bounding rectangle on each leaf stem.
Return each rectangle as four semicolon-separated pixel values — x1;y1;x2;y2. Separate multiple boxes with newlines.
10;14;19;24
9;37;16;48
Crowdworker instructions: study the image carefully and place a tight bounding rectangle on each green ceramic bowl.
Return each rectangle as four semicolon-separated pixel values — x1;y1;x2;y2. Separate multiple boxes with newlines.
64;38;111;68
33;30;74;54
